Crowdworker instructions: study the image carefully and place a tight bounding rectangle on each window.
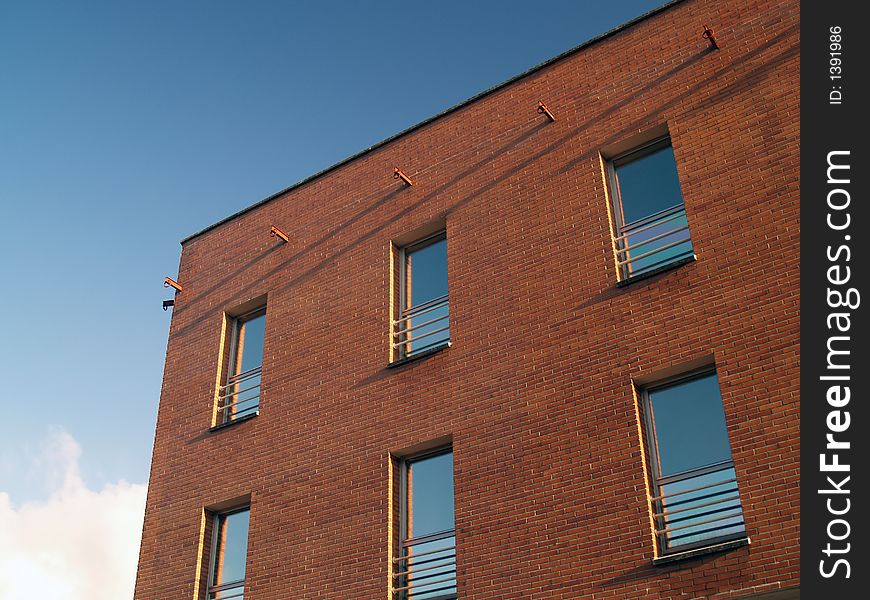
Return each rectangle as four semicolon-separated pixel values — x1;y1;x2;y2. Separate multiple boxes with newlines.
607;137;694;280
393;448;456;600
641;369;747;556
217;307;266;425
393;232;450;360
206;507;250;600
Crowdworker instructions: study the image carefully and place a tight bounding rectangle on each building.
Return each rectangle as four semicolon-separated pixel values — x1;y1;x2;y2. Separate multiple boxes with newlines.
134;0;800;598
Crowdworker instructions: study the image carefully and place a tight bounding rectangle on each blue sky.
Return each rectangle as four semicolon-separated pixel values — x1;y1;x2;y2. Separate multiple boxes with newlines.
0;0;665;596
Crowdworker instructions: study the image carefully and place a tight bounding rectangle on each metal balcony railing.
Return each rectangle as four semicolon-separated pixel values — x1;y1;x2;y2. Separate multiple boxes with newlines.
393;295;450;358
393;530;457;600
615;204;693;278
652;462;746;552
216;366;261;424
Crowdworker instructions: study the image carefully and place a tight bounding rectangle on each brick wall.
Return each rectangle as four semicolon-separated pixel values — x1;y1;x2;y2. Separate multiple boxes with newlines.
134;0;800;597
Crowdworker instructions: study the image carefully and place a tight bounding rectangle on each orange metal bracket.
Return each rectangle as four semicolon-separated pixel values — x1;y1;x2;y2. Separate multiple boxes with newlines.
703;25;719;49
394;167;414;187
537;101;555;122
270;225;290;243
164;276;183;292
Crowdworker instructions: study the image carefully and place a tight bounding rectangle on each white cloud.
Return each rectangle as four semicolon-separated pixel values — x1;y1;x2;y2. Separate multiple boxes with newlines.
0;430;147;600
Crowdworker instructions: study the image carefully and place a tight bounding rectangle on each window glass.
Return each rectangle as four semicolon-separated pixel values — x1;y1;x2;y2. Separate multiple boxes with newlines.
406;238;448;308
212;508;249;588
235;313;266;375
649;372;732;477
408;451;455;538
614;144;683;224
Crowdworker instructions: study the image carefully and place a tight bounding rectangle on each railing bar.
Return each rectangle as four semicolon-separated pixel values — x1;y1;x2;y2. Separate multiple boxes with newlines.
664;502;744;526
208;579;245;591
219;407;259;421
218;383;261;401
220;365;263;379
623;251;695;277
617;211;686;243
405;586;457;599
392;325;451;348
396;299;450;323
619;203;686;233
394;545;456;563
219;374;261;390
392;575;457;593
218;401;259;413
657;461;734;485
218;394;261;410
657;487;737;510
616;235;692;265
401;294;449;315
218;404;260;418
667;520;746;542
393;557;456;578
617;225;690;255
616;211;686;242
395;553;456;570
656;510;744;534
394;313;450;337
218;393;261;408
403;529;456;545
224;368;262;384
654;493;741;518
405;568;457;584
650;477;737;502
394;550;455;565
227;366;261;378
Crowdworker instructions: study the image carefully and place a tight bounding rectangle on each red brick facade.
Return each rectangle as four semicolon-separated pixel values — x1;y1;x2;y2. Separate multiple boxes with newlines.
135;0;800;597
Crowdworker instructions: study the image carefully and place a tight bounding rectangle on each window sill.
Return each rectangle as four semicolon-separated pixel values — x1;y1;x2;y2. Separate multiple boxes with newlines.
652;536;750;566
209;411;259;432
387;342;451;369
616;254;696;288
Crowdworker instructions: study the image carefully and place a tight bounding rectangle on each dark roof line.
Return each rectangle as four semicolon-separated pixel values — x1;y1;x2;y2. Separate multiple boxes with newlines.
181;0;684;244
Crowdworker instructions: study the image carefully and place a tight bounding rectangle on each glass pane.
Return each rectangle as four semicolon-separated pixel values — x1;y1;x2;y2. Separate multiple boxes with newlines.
237;313;266;374
212;509;249;587
407;238;448;307
408;452;454;538
614;143;684;225
649;373;732;477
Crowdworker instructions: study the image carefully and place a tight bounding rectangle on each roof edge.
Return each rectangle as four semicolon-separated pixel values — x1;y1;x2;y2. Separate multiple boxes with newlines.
181;0;685;245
